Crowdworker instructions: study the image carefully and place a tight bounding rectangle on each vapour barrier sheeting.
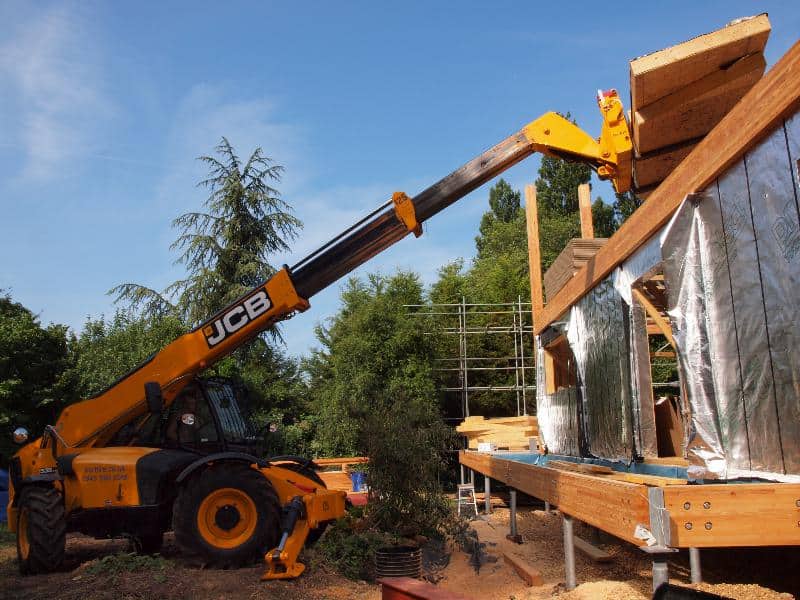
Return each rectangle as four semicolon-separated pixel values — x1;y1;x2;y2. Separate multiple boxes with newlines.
614;235;662;459
661;119;800;480
535;336;582;456
567;277;634;461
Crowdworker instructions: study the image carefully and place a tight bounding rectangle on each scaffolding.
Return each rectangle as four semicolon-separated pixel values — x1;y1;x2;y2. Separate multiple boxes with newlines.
406;297;535;419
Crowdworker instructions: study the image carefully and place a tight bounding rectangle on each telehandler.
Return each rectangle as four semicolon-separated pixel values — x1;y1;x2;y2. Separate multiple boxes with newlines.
8;90;632;580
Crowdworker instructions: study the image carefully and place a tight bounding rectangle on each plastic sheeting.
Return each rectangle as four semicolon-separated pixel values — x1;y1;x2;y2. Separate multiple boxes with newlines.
534;335;582;456
567;277;635;461
661;118;800;480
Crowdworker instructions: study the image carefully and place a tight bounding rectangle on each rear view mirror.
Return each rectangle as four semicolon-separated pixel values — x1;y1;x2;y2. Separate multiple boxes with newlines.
144;382;164;414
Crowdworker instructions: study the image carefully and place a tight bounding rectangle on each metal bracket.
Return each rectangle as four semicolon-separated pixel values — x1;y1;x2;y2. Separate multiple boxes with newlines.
648;486;672;547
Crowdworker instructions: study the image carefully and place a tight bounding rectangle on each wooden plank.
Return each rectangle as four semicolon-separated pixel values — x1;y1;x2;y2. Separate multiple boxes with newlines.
460;451;650;545
663;483;800;547
631;287;675;349
611;472;687;487
630;14;770;109
379;577;474;600
525;184;545;324
634;53;766;154
548;460;614;475
534;40;800;335
578;183;593;239
314;456;368;467
503;553;544;586
543;238;607;300
634;139;698;188
573;536;613;563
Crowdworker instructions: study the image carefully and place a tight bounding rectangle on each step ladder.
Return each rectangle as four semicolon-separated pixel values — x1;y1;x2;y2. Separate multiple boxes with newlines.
457;483;479;518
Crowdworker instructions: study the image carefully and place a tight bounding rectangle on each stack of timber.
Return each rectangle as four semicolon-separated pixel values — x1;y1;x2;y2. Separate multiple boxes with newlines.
543;238;607;301
457;415;538;451
630;14;770;192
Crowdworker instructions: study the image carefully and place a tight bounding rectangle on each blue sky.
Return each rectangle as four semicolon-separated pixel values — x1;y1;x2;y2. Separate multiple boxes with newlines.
1;1;798;358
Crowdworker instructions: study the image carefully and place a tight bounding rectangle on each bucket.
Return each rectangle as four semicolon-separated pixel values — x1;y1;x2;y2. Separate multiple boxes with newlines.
349;471;366;492
374;545;422;579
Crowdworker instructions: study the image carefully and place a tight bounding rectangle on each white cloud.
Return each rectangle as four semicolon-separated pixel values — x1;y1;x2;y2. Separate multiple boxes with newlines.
0;5;114;180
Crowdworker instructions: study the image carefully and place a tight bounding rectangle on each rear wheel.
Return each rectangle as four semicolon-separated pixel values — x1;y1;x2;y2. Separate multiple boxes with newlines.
16;486;66;575
173;463;280;567
277;462;329;546
133;532;163;554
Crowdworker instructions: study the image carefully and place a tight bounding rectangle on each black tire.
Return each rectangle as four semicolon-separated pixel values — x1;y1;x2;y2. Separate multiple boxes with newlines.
16;486;67;575
277;462;329;547
133;532;163;554
173;463;280;567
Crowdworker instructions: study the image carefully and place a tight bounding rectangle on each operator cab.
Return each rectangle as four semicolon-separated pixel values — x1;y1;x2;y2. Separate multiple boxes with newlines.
111;377;261;454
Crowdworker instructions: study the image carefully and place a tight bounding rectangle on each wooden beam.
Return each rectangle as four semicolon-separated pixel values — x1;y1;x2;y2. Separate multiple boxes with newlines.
503;553;544;586
630;14;770;109
634;53;766;154
634;139;700;190
461;451;800;549
536;39;800;335
524;184;545;324
573;536;613;563
379;577;474;600
460;451;650;545
578;183;593;239
632;287;675;349
663;483;800;547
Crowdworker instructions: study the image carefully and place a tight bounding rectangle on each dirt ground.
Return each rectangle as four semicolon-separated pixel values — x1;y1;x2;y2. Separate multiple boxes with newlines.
1;505;797;600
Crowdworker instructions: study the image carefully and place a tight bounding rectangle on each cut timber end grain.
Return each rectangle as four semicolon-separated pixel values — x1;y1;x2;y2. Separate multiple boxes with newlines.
630;14;770;109
634;53;765;154
634;52;765;154
634;138;699;188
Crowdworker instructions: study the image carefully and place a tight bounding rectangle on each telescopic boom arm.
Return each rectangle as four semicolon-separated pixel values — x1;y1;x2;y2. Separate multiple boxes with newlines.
48;90;632;450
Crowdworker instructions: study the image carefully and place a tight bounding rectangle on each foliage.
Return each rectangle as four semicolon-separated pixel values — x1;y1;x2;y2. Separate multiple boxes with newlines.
85;552;171;581
0;293;74;466
306;271;437;457
66;311;186;398
614;190;644;225
110;137;301;333
592;197;616;238
317;506;397;581
307;271;455;536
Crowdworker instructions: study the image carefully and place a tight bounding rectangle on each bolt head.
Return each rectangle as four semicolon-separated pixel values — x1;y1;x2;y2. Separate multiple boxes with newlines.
683;502;691;510
685;522;693;530
704;522;713;530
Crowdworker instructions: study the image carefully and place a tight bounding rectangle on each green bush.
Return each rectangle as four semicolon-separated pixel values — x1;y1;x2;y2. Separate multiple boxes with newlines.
317;507;396;581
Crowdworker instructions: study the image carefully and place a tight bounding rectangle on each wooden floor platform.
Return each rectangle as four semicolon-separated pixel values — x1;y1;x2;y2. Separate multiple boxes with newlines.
460;451;800;549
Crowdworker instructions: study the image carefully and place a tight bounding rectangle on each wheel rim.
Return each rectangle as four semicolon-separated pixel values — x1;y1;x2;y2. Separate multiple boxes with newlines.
197;487;257;549
18;508;30;561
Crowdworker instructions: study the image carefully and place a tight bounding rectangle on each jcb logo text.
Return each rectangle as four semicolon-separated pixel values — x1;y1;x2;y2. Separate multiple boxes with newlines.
203;289;272;347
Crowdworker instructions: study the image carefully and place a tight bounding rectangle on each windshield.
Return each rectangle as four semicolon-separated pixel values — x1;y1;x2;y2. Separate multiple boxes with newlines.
203;379;255;443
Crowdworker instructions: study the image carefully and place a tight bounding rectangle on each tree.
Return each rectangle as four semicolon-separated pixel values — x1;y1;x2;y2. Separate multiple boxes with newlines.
66;312;186;398
592;197;617;238
111;137;302;329
305;271;452;535
0;293;73;466
535;158;592;271
475;178;521;257
614;190;644;225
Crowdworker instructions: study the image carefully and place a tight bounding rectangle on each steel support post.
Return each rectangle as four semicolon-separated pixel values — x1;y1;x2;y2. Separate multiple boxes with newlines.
509;490;518;537
484;476;491;514
689;547;702;584
460;464;465;485
544;501;551;513
562;514;576;590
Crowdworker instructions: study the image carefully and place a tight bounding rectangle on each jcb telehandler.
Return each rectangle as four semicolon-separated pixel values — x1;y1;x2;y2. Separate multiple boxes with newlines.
7;90;632;580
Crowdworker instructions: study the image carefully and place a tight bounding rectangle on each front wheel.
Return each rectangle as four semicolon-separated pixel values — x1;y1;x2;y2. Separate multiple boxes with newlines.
16;486;67;575
173;464;280;567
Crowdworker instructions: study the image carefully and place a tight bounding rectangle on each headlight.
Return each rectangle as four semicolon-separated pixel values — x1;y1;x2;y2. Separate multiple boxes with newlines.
13;427;30;445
